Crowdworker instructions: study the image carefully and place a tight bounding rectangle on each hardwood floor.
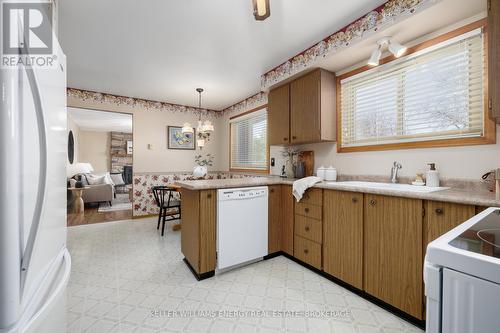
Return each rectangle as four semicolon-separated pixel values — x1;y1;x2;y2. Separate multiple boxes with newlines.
67;204;133;226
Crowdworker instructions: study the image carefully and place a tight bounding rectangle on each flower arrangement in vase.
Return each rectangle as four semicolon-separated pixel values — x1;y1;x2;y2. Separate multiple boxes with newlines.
193;153;214;178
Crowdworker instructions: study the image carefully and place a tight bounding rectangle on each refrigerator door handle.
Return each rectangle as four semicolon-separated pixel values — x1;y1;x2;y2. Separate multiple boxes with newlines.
19;63;48;294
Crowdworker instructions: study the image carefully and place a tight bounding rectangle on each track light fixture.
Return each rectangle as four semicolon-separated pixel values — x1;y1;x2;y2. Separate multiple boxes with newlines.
367;37;407;66
253;0;270;21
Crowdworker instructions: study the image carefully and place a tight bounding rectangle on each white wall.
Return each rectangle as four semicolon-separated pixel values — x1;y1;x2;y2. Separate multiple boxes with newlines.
78;130;111;173
268;125;500;180
67;97;223;173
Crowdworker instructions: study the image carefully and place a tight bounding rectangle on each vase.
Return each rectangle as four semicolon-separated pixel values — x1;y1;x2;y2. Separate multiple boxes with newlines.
193;165;207;178
285;160;294;179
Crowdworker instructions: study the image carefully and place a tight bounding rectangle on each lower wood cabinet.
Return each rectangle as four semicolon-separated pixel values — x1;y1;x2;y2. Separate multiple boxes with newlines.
281;185;294;255
364;194;423;319
180;189;216;275
323;190;363;289
424;201;476;251
268;185;282;254
294;235;321;269
269;185;295;255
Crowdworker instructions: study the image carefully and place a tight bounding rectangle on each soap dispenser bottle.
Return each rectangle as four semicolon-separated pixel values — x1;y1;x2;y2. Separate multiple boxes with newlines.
426;163;440;187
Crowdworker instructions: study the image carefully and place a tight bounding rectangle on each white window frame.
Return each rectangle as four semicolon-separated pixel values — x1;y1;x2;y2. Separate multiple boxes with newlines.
229;106;268;172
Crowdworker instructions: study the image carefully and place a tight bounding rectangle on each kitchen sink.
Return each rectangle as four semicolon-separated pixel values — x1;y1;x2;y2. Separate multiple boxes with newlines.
327;181;449;193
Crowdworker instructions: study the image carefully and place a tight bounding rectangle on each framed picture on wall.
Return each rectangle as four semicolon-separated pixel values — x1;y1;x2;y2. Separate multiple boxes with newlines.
167;126;196;150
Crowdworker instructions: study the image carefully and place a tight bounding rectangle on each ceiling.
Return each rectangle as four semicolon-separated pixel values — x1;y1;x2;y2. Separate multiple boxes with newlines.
68;108;133;133
59;0;387;110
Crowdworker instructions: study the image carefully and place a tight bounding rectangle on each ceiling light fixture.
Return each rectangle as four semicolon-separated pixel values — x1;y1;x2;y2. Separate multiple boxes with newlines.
367;37;407;66
181;88;214;150
253;0;270;21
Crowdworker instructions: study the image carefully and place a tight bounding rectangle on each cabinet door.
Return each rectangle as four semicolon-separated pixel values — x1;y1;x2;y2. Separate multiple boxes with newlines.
489;0;500;120
364;194;423;319
268;84;290;145
281;185;294;255
323;190;363;289
268;185;282;254
424;201;475;249
199;190;216;273
290;70;321;144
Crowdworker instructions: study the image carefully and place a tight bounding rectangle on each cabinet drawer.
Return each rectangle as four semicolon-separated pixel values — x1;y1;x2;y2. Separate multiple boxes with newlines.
294;235;321;269
295;202;322;220
296;188;323;206
294;215;322;243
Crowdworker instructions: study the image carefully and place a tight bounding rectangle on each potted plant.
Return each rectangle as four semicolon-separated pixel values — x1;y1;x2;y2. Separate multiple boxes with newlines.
194;153;214;178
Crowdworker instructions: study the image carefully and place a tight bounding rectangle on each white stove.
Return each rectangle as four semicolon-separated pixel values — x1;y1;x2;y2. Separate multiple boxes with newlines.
425;207;500;333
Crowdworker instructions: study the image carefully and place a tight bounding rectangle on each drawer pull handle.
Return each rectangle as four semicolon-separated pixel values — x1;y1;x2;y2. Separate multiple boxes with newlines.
352;197;358;203
283;137;288;141
304;249;309;254
304;208;310;213
292;136;297;140
369;199;376;206
305;226;310;232
435;208;444;215
304;194;310;200
207;194;212;198
270;188;274;193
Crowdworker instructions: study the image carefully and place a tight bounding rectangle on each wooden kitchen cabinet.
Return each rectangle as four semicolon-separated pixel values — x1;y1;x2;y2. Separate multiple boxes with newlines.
424;201;475;249
364;194;423;319
290;69;336;144
323;190;364;290
268;84;290;145
281;185;294;255
488;0;500;121
180;189;216;277
268;185;282;254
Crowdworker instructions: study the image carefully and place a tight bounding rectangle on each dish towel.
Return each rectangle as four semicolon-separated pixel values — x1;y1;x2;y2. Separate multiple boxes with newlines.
292;176;322;202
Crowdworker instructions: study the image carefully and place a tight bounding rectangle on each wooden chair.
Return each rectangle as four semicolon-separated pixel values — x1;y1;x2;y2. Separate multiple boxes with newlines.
152;185;181;236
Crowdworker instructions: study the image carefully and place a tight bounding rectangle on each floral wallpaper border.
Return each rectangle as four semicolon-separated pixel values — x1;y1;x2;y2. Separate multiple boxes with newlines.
132;172;260;216
67;88;224;118
260;0;438;89
221;91;268;117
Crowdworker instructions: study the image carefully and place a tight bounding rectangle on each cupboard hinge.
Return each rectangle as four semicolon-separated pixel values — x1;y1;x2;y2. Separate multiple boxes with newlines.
422;207;426;218
488;0;491;11
489;98;493;111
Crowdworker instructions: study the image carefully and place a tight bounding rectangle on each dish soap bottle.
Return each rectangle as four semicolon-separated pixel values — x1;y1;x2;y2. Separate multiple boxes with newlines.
426;163;440;187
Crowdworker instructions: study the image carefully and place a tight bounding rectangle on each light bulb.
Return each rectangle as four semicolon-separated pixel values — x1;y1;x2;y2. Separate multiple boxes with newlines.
367;46;382;66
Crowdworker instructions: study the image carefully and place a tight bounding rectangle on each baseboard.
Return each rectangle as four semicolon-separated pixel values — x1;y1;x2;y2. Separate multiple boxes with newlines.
183;258;215;281
132;214;157;219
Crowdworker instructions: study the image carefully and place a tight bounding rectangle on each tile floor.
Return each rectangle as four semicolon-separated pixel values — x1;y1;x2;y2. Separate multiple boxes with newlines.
66;218;423;333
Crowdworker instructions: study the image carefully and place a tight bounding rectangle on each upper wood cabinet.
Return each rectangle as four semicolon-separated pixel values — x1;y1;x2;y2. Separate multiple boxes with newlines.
268;84;290;145
267;69;336;145
489;0;500;122
323;190;363;290
364;194;423;319
290;69;336;144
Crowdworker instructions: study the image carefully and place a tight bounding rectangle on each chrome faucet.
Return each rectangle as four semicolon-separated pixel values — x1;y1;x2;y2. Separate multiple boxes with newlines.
390;161;402;183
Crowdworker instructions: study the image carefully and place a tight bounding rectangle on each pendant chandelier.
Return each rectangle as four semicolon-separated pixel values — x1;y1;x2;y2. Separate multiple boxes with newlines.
181;88;214;149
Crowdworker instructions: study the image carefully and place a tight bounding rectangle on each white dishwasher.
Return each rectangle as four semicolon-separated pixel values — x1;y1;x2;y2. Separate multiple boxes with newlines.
217;187;268;270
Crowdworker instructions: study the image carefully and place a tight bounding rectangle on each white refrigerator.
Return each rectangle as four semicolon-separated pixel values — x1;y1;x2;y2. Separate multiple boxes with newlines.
0;8;71;333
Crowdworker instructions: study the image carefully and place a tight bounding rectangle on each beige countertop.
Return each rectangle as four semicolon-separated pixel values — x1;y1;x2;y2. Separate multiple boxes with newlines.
175;177;500;207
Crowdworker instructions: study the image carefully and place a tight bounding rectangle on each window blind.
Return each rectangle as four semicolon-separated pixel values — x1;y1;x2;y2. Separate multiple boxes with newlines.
340;29;485;148
230;109;268;170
